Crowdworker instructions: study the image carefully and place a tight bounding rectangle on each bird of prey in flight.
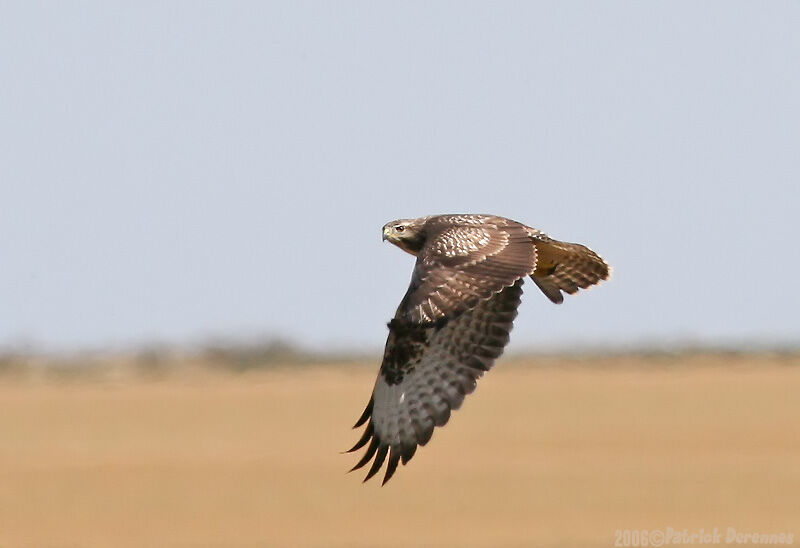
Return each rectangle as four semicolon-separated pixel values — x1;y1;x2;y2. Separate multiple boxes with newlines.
348;214;610;484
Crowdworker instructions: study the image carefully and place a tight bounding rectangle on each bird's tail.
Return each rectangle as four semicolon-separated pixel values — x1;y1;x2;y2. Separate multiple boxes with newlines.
530;237;611;304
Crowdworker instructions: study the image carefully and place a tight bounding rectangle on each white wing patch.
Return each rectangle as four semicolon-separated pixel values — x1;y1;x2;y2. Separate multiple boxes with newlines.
432;227;492;258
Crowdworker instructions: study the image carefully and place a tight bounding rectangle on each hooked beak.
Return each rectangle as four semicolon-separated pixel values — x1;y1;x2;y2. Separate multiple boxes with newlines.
382;226;390;242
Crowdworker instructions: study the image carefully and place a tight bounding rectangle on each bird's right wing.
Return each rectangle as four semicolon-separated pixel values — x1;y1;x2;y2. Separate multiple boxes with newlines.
347;280;523;484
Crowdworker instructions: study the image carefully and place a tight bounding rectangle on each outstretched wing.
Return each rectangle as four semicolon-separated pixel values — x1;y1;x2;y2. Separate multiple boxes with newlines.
397;216;536;324
347;280;523;484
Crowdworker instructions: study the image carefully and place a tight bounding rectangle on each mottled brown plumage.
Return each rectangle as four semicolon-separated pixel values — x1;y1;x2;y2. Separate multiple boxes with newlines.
349;214;610;484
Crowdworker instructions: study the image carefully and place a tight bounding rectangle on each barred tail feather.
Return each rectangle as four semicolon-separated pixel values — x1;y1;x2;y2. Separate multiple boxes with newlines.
530;238;610;304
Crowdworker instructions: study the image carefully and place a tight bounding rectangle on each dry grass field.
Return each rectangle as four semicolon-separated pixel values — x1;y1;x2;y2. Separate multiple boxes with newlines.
1;353;798;547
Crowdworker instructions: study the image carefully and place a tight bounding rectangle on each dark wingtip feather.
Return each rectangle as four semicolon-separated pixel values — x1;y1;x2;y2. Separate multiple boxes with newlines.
432;405;451;427
400;440;417;465
414;418;435;446
349;438;378;472
363;445;388;482
353;397;374;428
345;421;373;453
466;356;491;371
382;448;402;485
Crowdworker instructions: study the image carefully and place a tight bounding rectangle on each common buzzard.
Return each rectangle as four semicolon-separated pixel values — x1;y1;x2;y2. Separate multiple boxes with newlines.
348;214;610;484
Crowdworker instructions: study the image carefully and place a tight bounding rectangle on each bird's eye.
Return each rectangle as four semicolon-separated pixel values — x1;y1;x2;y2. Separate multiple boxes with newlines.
395;225;405;232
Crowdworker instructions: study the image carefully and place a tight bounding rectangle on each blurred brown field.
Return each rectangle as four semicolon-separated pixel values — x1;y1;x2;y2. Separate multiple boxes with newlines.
1;353;798;547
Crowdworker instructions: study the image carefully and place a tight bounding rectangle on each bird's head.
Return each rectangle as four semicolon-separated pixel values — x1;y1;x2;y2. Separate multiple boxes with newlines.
382;218;426;256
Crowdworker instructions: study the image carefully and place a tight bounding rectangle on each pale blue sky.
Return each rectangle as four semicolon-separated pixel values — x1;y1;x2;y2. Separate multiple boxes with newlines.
1;2;798;352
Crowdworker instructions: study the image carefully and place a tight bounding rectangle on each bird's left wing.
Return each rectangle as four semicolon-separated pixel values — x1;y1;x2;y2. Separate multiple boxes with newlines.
347;280;524;484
